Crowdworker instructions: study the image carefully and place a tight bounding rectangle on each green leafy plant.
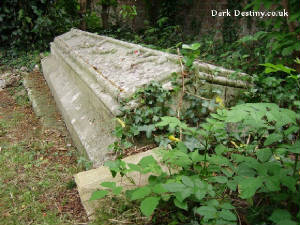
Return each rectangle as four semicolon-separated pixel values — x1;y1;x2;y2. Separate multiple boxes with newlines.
244;62;300;109
91;103;299;224
0;0;80;51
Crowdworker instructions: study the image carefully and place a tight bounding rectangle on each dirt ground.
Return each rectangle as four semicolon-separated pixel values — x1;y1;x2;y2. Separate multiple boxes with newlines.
0;70;88;225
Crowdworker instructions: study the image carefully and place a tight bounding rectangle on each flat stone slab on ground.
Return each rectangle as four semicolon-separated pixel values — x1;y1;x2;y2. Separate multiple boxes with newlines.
74;148;163;219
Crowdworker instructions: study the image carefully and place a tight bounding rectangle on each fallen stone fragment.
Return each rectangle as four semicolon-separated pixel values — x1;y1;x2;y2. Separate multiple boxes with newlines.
74;148;164;219
0;72;21;90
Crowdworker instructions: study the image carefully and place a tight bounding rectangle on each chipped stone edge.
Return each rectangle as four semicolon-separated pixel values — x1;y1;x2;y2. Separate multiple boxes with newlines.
74;148;165;220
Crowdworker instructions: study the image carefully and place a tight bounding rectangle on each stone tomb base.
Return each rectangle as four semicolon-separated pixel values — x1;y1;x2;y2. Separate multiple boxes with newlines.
42;29;249;167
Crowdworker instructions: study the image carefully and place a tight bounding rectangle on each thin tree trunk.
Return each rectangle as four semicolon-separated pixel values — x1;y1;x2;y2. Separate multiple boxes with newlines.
79;0;87;30
101;4;109;29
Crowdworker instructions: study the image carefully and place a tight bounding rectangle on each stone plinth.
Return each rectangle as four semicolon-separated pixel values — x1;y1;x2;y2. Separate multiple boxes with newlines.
42;29;249;167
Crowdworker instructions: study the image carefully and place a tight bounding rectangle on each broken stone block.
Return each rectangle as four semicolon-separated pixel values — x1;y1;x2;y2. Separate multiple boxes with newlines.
0;72;21;90
74;148;164;219
41;29;249;167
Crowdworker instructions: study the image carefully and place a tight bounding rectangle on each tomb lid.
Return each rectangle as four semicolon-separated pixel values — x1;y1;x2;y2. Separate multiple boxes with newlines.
53;29;249;102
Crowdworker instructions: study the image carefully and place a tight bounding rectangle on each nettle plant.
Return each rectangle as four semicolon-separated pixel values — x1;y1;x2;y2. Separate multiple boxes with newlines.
246;61;300;110
91;103;300;225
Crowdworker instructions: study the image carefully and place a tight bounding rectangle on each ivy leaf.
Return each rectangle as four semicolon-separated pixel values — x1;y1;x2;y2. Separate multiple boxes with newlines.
256;148;272;162
131;187;151;200
140;197;160;217
238;177;263;199
138;125;156;138
156;116;187;132
219;209;237;221
89;190;109;201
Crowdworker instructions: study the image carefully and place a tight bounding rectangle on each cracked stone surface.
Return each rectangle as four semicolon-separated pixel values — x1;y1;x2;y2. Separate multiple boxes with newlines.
42;29;249;167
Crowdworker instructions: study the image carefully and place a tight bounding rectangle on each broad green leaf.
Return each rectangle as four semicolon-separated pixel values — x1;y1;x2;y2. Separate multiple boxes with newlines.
219;209;237;221
163;182;185;192
182;176;194;187
190;150;204;162
256;148;272;162
215;219;236;225
265;176;280;192
140;197;160;217
175;188;193;202
207;199;220;207
101;182;116;189
89;190;109;200
174;198;188;210
269;209;292;223
225;110;248;123
220;202;235;210
210;176;228;184
162;150;192;167
227;180;237;191
238;177;263;199
236;163;256;177
182;43;201;51
138;155;157;167
276;220;298;225
284;126;299;136
128;163;141;172
176;141;188;152
260;63;295;74
152;184;167;194
285;140;300;154
264;133;283;146
280;176;296;192
195;190;206;200
196;206;217;220
112;186;122;195
215;144;228;155
221;168;234;177
209;155;230;166
131;186;151;200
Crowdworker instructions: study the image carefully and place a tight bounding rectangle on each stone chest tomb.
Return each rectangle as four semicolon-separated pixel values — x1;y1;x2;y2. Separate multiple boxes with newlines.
42;29;249;167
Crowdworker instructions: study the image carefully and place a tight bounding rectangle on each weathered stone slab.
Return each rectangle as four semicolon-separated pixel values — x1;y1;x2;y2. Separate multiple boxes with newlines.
42;29;249;166
74;148;164;219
